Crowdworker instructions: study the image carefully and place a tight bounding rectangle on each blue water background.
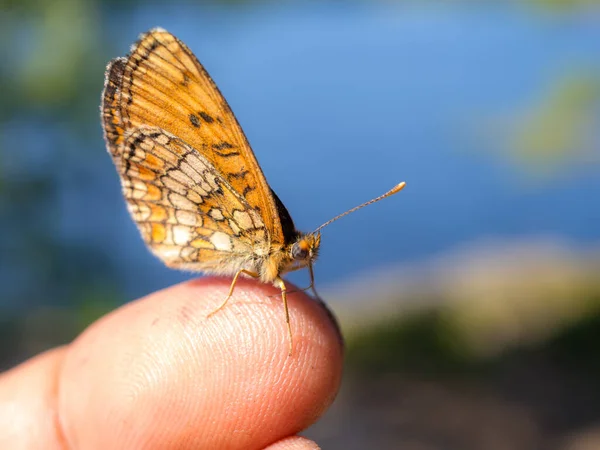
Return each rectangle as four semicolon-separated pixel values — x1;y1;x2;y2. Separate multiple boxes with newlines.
2;2;599;308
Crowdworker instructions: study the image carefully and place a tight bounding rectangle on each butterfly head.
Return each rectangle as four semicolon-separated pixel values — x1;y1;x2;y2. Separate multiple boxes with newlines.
278;182;406;277
289;232;321;267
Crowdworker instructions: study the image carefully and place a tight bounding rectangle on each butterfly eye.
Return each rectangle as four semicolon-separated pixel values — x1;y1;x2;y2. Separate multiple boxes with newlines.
291;242;309;260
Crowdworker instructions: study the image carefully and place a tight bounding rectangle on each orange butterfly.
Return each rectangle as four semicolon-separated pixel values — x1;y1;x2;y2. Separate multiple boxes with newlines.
102;28;405;353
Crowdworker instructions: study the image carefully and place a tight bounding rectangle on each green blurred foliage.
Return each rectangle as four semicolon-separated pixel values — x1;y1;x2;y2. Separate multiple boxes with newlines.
345;307;474;375
346;292;600;376
1;0;118;366
2;0;99;119
511;73;600;172
529;0;600;10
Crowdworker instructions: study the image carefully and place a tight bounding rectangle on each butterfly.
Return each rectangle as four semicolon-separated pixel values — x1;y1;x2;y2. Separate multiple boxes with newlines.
101;28;405;354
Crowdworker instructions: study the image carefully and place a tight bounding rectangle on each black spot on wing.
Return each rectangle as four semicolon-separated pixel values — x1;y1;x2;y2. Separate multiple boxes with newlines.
198;111;214;123
147;38;159;52
212;141;239;157
127;133;146;153
212;142;234;150
228;169;249;180
242;186;255;197
189;113;201;128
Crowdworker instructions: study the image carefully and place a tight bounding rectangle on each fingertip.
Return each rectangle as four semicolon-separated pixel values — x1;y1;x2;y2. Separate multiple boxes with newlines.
59;277;343;449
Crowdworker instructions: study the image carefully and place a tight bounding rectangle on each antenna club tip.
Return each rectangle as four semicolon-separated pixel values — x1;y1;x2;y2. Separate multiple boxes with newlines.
391;181;406;194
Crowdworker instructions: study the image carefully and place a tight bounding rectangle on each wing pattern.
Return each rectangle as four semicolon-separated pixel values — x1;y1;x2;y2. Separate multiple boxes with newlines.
117;126;269;272
101;28;289;272
101;28;286;247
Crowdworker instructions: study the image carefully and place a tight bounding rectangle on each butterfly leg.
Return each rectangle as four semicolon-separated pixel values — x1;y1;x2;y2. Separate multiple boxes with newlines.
208;269;260;317
274;277;293;356
308;263;320;299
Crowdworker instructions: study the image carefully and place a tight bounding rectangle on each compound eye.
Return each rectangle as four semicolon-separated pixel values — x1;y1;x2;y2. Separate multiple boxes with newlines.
291;242;309;260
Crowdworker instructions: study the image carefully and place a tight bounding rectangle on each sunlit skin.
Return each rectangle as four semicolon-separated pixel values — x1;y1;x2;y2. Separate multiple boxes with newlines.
0;279;343;449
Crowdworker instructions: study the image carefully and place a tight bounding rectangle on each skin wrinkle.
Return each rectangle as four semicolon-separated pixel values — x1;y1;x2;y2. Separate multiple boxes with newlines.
51;350;70;450
0;348;69;450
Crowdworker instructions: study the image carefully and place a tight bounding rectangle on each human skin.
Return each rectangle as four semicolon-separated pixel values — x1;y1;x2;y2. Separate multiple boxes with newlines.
0;277;344;449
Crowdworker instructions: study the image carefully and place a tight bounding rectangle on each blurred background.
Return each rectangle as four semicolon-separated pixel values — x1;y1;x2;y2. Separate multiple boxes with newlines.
1;0;599;448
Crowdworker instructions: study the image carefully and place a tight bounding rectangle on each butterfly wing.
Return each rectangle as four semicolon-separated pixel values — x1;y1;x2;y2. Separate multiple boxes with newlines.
101;28;288;246
115;126;270;272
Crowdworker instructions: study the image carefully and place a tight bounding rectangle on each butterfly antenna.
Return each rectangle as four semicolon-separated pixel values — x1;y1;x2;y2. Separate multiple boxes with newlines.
313;181;406;234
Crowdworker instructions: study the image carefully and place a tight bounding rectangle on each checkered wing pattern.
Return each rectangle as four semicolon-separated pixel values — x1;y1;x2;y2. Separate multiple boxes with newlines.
102;28;286;271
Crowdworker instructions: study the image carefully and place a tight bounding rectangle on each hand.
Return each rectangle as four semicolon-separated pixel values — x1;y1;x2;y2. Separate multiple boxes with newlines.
0;277;344;449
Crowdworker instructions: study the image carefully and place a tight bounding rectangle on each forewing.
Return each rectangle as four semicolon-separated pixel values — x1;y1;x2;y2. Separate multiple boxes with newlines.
117;126;268;271
101;28;285;244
